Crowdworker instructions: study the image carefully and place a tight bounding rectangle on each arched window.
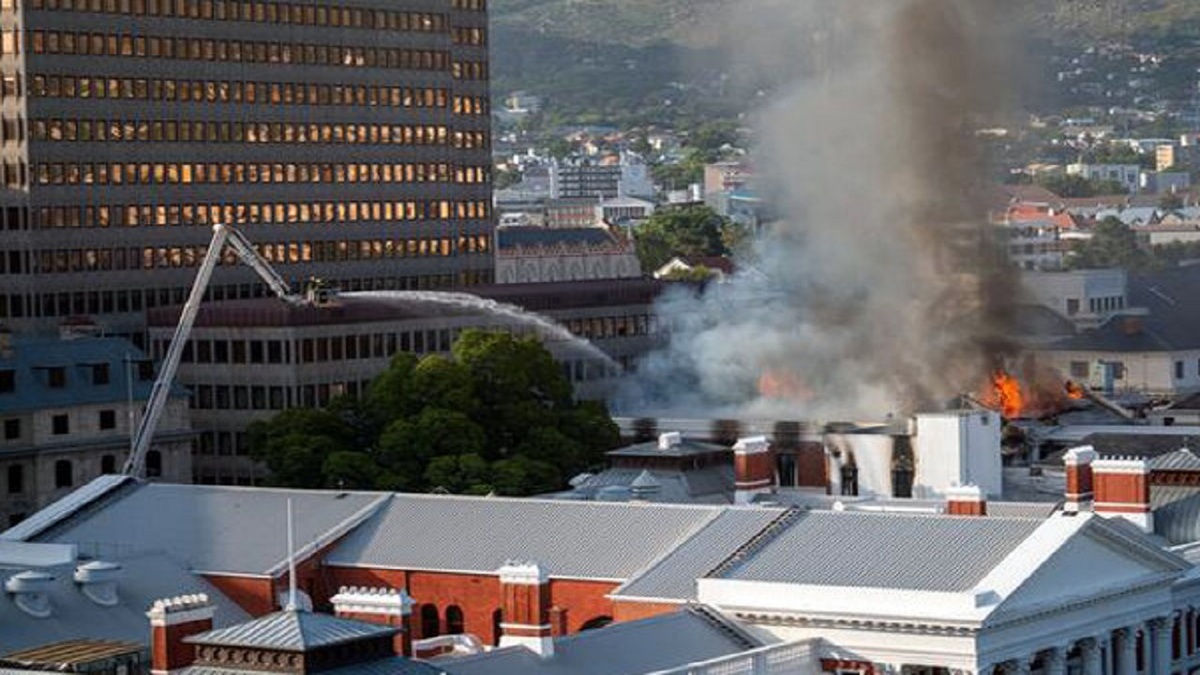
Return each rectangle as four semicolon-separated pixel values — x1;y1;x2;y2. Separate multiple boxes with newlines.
100;455;116;475
445;605;464;635
419;604;440;638
54;459;73;488
579;616;613;631
145;450;163;478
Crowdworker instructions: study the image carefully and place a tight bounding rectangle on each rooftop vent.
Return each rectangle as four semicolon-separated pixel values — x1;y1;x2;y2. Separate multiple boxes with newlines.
657;431;682;450
74;560;122;607
6;570;56;618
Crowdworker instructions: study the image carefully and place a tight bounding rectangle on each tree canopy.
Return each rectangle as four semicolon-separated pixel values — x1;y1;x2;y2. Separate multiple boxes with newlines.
248;330;620;496
1068;217;1152;271
633;204;739;271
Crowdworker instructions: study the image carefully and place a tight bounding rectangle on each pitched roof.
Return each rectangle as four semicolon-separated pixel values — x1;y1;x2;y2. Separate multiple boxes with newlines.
34;484;389;576
325;494;727;580
0;552;251;651
187;610;396;650
180;658;441;675
496;226;617;250
1150;448;1200;472
716;510;1044;592
1048;266;1200;353
1152;485;1200;545
566;466;734;504
612;508;783;601
0;337;181;415
440;608;760;675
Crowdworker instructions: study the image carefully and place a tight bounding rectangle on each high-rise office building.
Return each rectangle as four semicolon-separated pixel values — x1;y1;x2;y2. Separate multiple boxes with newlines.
0;0;493;338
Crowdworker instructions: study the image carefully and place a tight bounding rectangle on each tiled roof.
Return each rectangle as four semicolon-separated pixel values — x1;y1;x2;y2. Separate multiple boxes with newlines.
0;337;182;414
188;610;396;650
496;226;616;249
717;510;1043;592
613;509;783;601
36;484;389;575
440;608;759;675
326;494;726;579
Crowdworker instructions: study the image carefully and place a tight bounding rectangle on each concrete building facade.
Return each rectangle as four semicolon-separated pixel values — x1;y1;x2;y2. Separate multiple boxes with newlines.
0;0;493;338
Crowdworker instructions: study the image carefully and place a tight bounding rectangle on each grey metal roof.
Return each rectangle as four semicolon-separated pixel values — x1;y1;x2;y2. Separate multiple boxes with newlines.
1150;448;1200;472
188;610;396;650
1;475;134;542
566;466;733;504
613;508;784;601
719;511;1044;592
496;226;616;249
38;484;389;575
180;658;443;675
440;608;757;675
1152;485;1200;545
0;336;184;415
326;495;726;579
0;551;251;651
607;439;730;459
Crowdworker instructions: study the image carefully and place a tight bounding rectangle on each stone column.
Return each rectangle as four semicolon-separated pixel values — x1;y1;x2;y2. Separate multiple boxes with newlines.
1079;637;1103;675
1113;626;1137;675
1150;616;1172;674
1003;657;1031;675
1041;646;1066;675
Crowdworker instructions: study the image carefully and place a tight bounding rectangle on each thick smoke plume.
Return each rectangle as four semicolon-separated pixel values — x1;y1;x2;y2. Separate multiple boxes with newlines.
621;0;1019;419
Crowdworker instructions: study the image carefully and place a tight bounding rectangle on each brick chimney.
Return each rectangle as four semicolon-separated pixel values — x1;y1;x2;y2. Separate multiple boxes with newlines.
733;436;775;504
945;484;987;516
331;586;415;656
146;594;214;674
1064;445;1098;513
1093;457;1153;532
497;560;553;657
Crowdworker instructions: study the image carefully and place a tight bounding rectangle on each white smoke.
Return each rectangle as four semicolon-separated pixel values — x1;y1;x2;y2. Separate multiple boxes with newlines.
621;0;1017;419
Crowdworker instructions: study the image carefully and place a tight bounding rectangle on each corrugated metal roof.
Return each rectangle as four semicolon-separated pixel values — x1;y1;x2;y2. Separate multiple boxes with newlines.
1;475;134;542
1152;485;1200;545
326;495;726;579
0;640;142;666
180;657;442;675
38;484;389;575
613;509;783;601
188;610;396;650
719;511;1043;592
0;551;250;651
1150;448;1200;472
440;609;756;675
567;466;733;504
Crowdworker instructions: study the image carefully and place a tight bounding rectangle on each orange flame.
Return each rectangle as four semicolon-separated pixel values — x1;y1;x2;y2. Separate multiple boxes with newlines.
1065;380;1086;400
989;369;1024;419
757;369;814;402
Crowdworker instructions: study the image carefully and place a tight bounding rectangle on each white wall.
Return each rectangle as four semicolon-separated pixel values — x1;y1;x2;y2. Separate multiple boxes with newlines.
912;411;1001;498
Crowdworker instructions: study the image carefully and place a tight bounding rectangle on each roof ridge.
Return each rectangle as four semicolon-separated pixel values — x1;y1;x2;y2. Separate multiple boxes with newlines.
685;604;760;651
706;507;806;579
388;491;728;512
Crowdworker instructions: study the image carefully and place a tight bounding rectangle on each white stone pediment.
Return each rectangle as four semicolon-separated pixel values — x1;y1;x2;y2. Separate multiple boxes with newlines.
984;525;1183;625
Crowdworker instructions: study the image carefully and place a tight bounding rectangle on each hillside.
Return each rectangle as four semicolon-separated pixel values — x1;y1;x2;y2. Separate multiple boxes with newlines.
488;0;1200;124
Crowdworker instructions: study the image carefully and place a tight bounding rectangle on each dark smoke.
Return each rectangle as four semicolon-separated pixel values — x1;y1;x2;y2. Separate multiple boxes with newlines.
620;0;1022;419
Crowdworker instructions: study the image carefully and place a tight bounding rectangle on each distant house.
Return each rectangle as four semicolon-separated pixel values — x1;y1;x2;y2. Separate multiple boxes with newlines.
1035;266;1200;398
0;330;194;526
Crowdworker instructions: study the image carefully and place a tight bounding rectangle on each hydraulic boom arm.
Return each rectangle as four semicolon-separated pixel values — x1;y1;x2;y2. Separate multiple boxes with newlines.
123;224;304;478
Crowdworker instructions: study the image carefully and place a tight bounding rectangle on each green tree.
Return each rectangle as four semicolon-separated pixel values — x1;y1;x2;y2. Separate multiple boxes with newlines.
247;408;355;488
248;330;619;495
1069;217;1153;271
634;205;731;270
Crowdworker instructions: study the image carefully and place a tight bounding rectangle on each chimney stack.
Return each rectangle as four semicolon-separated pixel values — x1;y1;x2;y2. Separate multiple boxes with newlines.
1064;446;1098;513
146;594;214;675
733;436;775;504
497;560;554;657
331;586;415;656
945;484;987;516
1093;457;1153;532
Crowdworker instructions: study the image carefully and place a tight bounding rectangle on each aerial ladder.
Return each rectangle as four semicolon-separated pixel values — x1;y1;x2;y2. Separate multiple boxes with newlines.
122;224;307;478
